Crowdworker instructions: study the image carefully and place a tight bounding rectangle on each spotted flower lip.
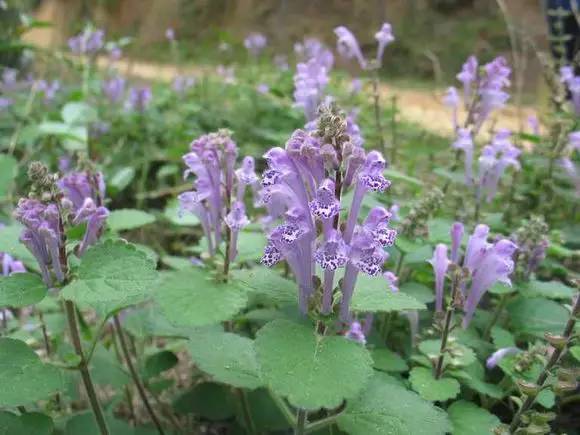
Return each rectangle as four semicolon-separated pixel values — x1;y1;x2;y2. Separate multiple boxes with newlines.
225;201;250;231
314;229;349;271
310;179;340;220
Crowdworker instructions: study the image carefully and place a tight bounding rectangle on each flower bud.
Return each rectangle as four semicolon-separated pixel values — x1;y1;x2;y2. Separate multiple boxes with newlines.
544;332;568;350
516;379;541;397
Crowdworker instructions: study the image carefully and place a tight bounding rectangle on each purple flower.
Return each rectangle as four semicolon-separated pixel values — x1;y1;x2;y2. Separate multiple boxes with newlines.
559;158;580;195
457;55;478;103
450;222;464;264
315;229;349;314
108;45;122;60
1;252;25;276
102;76;126;103
528;115;540;136
225;201;250;262
126;86;152;112
235;156;259;201
346;110;364;147
295;38;334;71
1;68;18;92
383;271;399;293
310;179;340;221
463;231;517;327
474;57;511;131
36;80;60;104
0;96;13;110
166;28;175;41
59;171;108;256
293;58;330;122
443;87;460;130
452;128;474;185
486;347;519;369
334;26;366;69
274;54;289;71
569;131;580;152
375;22;394;65
388;203;400;221
14;199;64;286
350;78;362;95
217;65;236;84
244;33;267;57
172;75;196;94
256;83;269;94
428;244;450;312
68;28;105;55
345;321;366;344
477;130;520;202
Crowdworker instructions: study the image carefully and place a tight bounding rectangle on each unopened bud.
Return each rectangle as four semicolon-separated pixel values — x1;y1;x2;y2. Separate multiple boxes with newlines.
544;332;567;350
553;380;578;395
516;379;540;397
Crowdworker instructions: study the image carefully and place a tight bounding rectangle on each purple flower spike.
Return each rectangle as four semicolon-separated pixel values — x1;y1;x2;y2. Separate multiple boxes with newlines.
486;347;519;369
375;22;394;64
457;56;478;103
310;179;340;221
345;321;366;345
68;28;105;56
428;244;450;312
126;86;152;112
244;33;267;57
334;26;366;69
450;222;464;263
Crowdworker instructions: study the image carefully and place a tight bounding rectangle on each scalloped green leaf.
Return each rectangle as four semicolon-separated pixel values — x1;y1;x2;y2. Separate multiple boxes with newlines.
507;297;568;337
520;280;576;300
232;267;296;305
187;329;262;389
0;338;63;406
61;240;158;314
155;269;247;327
448;400;500;435
255;319;373;410
0;273;46;307
371;348;408;373
337;372;451;435
351;275;426;313
107;209;156;232
409;367;460;402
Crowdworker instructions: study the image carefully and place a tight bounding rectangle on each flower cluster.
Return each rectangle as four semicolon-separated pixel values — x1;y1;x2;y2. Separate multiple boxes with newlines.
453;128;520;202
68;28;105;56
293;38;333;123
428;222;517;327
560;65;580;115
333;22;394;69
102;76;126;103
446;55;511;134
178;131;257;262
36;80;60;104
126;86;152;112
172;75;196;95
58;170;109;257
244;33;267;57
260;106;397;319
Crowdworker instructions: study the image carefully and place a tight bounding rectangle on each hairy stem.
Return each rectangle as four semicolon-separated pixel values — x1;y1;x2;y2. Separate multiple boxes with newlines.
295;409;308;435
508;296;579;433
65;300;110;435
434;276;460;379
113;315;165;434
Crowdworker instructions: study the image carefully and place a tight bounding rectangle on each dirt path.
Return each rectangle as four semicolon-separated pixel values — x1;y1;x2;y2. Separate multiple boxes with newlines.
99;57;537;139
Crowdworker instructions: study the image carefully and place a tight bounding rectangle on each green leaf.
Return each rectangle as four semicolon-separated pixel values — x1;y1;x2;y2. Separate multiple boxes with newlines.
109;167;135;192
255;319;373;410
107;209;156;232
490;326;515;349
404;245;434;265
144;350;178;379
0;273;46;307
384;168;423;187
234;231;269;263
0;338;63;406
400;282;435;304
351;275;426;313
122;304;192;338
173;383;236;420
19;412;54;435
187;328;262;389
61;102;98;125
155;269;247;327
0;154;17;200
428;219;454;244
371;348;408;373
38;122;87;150
0;224;36;266
61;240;158;314
448;400;500;435
409;367;460;401
520;280;576;300
507;297;568;337
488;282;515;295
0;411;22;435
337;372;450;435
449;362;504;399
232;268;296;306
570;345;580;362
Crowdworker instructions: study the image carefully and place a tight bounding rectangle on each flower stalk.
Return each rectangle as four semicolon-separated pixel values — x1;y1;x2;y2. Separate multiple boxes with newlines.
434;272;461;379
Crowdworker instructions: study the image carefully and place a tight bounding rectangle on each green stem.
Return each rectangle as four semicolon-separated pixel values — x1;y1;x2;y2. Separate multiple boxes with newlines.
295;409;308;435
508;295;579;433
113;315;165;434
434;275;460;379
268;390;296;427
305;412;342;434
236;389;257;435
65;301;110;435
